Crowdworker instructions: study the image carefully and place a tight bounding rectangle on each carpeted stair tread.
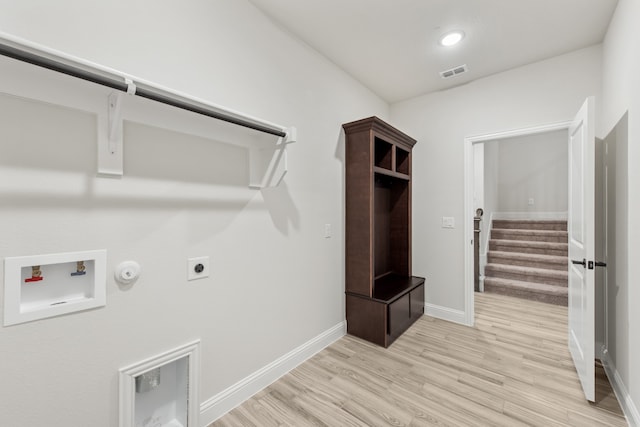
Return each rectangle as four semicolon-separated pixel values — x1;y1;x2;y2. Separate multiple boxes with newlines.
492;219;567;231
484;219;568;306
484;277;568;306
484;263;567;286
491;228;568;243
489;239;568;255
487;251;568;271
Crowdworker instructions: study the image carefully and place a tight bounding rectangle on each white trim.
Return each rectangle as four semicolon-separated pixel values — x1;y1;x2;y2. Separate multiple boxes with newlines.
463;121;572;328
599;347;640;426
199;321;346;426
466;121;571;143
481;211;494;261
491;211;568;220
463;134;476;327
425;303;468;326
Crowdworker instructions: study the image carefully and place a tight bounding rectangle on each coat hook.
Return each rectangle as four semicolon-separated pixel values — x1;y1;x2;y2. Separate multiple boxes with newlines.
25;265;43;282
71;261;87;276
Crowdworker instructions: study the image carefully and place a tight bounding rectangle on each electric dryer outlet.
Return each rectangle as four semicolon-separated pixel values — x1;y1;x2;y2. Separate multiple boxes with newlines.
187;257;210;281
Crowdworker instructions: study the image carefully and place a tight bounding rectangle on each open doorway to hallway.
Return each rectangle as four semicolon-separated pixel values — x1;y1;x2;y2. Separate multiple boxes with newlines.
464;122;571;325
463;122;571;326
473;129;570;306
464;113;628;411
467;116;623;361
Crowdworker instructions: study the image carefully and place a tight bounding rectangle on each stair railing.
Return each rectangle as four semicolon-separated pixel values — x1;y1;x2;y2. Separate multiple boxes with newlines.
474;208;483;292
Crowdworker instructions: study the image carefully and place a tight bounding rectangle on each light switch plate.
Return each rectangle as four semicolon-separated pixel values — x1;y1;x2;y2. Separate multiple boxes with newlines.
442;216;455;228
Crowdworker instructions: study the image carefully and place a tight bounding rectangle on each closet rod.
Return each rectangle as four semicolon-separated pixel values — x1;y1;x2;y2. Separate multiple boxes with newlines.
0;42;287;138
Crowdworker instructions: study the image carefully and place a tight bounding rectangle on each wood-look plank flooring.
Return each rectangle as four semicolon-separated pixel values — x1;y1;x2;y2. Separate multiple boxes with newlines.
211;293;627;426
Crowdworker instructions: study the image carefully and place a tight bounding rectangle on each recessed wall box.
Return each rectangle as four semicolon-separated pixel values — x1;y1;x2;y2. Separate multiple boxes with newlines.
120;341;200;427
3;249;107;326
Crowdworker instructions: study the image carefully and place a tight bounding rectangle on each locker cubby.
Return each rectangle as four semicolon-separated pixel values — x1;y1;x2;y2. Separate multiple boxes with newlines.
396;147;410;175
3;250;106;326
120;341;200;427
374;137;393;170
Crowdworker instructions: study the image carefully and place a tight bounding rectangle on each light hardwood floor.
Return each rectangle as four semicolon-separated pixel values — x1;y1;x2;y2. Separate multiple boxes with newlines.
211;293;627;426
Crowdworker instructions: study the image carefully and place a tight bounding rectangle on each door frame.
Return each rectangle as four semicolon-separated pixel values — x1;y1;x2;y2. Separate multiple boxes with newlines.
463;121;571;325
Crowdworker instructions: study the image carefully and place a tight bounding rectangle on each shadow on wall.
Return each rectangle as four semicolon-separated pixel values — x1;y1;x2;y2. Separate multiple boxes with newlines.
0;92;301;239
261;181;300;236
123;122;248;187
0;93;261;210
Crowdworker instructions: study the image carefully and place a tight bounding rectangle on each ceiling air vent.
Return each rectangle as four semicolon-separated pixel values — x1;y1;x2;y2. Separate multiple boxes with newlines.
439;64;468;79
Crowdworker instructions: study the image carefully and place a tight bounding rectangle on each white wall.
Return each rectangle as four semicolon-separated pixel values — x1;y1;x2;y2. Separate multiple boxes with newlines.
390;45;602;313
481;141;499;255
495;130;568;213
0;1;388;426
473;144;484;212
602;0;640;420
595;135;606;356
603;113;632;419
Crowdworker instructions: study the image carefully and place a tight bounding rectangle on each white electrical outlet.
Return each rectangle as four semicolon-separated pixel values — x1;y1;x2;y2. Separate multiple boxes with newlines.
442;216;455;228
187;256;209;281
528;198;534;206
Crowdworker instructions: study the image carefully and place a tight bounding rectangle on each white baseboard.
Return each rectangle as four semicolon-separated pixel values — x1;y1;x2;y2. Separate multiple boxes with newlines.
596;341;606;360
199;321;346;426
492;211;568;220
600;347;640;426
425;303;468;326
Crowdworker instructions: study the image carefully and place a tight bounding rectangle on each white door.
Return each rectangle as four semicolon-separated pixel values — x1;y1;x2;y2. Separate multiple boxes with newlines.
568;97;596;402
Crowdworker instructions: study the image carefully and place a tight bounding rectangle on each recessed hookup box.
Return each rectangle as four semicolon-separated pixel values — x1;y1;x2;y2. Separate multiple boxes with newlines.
3;249;106;326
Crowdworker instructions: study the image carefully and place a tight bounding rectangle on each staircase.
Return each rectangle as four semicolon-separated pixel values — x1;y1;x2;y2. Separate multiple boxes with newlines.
484;219;568;306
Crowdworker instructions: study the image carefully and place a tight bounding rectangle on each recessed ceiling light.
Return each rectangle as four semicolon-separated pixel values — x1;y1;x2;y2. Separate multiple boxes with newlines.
439;30;465;47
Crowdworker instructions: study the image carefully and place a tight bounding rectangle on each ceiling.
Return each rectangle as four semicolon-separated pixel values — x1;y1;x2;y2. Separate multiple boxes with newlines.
248;0;618;103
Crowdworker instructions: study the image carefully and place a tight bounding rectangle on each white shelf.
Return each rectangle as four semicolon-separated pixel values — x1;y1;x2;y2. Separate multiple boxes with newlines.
0;32;297;188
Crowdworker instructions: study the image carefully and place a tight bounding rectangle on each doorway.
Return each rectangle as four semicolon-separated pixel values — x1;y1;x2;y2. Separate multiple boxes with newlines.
474;129;569;302
464;105;621;405
463;121;571;326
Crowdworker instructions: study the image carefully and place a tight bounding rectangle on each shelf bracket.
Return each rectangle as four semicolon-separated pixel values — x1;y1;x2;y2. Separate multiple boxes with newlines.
285;126;297;145
249;127;296;188
98;79;136;176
